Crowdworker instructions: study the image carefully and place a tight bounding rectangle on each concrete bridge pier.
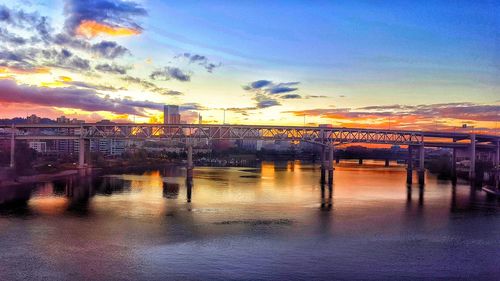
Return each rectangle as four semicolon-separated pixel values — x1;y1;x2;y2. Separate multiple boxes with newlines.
358;158;363;165
385;159;390;167
320;145;326;183
78;138;91;176
406;146;413;184
418;145;425;185
9;127;15;168
186;145;193;182
494;141;499;189
469;133;476;183
328;145;335;185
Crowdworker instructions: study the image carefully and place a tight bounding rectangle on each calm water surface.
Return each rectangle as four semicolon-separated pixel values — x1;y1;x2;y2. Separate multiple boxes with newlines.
0;161;499;280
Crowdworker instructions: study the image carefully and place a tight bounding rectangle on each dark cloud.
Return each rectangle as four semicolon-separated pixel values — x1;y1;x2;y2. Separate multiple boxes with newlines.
244;80;299;94
40;48;91;71
306;95;327;98
120;75;183;96
52;31;131;60
281;94;302;99
90;40;129;59
0;50;26;63
0;27;27;45
205;63;220;73
0;48;40;71
121;75;157;88
0;79;162;116
358;104;410;111
63;0;147;34
248;80;272;89
243;79;300;109
150;67;191;82
95;63;128;74
257;99;280;108
177;52;221;73
0;47;93;72
268;82;299;94
0;5;52;42
180;53;207;63
63;80;122;92
287;103;500;123
254;93;280;109
157;90;183;96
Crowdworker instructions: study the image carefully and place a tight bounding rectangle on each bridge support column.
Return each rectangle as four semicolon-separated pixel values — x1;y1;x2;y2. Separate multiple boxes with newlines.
9;127;15;168
320;145;326;183
358;158;363;165
335;157;340;164
418;145;425;185
385;159;390;167
328;145;334;185
186;145;193;182
78;138;88;176
406;146;413;184
494;141;499;189
451;146;457;183
85;139;92;169
469;134;476;183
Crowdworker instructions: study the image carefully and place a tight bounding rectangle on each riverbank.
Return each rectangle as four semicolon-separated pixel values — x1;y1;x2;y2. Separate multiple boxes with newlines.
0;169;81;188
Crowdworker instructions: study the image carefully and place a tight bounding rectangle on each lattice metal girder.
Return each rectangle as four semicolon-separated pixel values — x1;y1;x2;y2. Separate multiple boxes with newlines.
1;124;452;145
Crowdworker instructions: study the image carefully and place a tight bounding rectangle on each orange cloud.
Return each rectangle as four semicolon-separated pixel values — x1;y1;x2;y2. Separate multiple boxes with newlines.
0;66;50;75
59;76;73;82
75;20;141;38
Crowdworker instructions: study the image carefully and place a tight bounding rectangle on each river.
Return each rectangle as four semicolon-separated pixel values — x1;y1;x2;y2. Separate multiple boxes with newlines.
0;160;499;280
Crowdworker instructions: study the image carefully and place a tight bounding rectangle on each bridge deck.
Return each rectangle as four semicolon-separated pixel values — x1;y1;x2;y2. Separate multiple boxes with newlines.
0;123;498;148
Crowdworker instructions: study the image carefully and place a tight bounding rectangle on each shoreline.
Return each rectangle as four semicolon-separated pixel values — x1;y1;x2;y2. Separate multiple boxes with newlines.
0;159;488;188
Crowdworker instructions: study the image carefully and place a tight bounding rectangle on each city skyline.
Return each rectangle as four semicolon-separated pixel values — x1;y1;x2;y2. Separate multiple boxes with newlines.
0;1;498;133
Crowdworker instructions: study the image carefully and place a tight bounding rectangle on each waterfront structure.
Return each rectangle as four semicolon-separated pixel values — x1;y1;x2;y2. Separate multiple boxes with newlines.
26;114;42;124
28;141;47;153
1;123;499;189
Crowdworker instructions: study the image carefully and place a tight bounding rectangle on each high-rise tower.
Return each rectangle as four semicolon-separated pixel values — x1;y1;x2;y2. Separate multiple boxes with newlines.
163;105;181;124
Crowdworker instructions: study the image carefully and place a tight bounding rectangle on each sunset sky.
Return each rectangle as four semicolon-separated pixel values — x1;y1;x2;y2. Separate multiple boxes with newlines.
0;0;498;133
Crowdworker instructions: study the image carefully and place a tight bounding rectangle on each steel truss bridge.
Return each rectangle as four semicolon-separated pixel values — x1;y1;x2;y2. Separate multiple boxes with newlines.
1;123;499;187
1;123;498;147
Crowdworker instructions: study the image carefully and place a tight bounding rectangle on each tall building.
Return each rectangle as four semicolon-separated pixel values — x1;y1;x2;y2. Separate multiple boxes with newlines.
26;114;41;124
53;116;84;154
29;142;47;153
163;105;181;124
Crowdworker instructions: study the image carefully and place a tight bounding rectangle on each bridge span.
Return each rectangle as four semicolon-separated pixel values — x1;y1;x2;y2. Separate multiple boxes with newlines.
1;123;499;188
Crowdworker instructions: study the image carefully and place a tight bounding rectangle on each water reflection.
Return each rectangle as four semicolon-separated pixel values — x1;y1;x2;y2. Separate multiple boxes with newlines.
1;162;498;218
320;183;333;211
163;182;180;199
0;161;499;280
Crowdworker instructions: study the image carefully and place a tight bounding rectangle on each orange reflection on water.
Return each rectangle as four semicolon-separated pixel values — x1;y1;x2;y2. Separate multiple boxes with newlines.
129;170;164;192
333;160;408;200
30;183;69;215
261;162;275;179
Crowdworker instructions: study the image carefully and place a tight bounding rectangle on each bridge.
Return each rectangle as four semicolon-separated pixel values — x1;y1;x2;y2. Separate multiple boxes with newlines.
1;123;499;188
